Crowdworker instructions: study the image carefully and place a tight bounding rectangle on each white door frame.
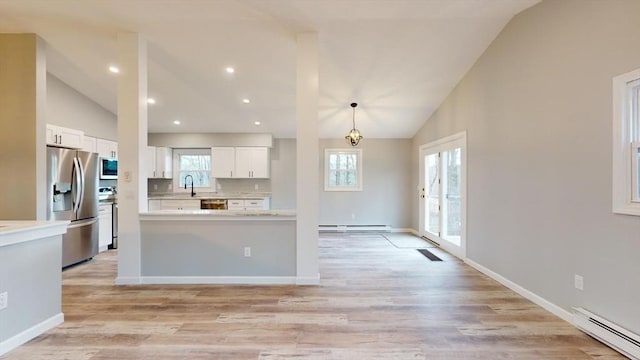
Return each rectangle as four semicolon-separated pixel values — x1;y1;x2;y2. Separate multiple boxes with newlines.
418;131;467;260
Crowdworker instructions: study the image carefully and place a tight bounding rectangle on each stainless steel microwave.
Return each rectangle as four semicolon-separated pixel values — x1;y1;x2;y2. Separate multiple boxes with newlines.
100;158;118;179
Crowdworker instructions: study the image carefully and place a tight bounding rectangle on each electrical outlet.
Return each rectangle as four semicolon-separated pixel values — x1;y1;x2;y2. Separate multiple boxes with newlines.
574;275;584;290
244;247;251;257
351;213;356;220
153;184;158;191
254;183;259;190
0;292;8;310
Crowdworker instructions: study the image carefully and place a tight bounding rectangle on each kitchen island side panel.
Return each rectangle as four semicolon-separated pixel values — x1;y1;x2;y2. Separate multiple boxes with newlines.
140;220;296;277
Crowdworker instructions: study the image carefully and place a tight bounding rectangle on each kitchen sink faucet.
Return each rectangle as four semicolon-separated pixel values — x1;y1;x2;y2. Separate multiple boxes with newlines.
184;175;196;197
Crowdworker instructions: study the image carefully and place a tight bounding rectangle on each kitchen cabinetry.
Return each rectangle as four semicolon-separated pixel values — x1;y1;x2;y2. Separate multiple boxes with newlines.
211;147;270;179
154;199;200;210
211;147;236;178
46;124;84;149
235;147;269;178
98;204;113;252
146;146;173;178
227;198;270;211
82;135;97;153
97;139;118;158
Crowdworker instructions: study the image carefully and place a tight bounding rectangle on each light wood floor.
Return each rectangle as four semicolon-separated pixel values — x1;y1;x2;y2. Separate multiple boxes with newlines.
2;233;623;359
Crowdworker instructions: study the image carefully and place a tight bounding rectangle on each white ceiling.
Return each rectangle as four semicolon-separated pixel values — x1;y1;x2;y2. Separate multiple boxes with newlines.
0;0;539;139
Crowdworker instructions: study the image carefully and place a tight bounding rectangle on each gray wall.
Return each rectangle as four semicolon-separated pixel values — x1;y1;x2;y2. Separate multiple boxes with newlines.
270;139;296;210
141;219;295;276
319;139;412;229
411;0;640;333
0;236;62;345
148;132;273;148
46;73;117;140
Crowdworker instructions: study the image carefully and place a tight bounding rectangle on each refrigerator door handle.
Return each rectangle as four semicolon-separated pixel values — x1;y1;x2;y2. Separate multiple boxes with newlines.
67;217;98;229
72;157;82;214
78;158;86;211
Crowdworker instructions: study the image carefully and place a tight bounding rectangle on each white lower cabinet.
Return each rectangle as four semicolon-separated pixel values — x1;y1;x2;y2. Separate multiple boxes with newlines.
150;199;201;210
227;198;270;211
98;204;113;252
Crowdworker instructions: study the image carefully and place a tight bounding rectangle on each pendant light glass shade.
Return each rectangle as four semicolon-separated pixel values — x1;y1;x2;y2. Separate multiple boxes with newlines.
345;102;363;146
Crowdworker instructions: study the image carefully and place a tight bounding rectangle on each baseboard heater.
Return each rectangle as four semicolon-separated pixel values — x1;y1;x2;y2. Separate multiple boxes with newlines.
318;224;391;232
573;307;640;359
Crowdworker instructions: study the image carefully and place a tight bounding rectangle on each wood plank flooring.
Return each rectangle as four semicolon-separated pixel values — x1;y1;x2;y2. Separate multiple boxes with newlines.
1;233;623;359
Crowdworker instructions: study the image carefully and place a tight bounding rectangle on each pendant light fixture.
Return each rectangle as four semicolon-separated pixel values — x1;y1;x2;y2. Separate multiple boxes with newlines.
345;102;363;146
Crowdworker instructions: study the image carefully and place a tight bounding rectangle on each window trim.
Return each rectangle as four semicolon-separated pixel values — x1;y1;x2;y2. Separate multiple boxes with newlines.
172;148;214;193
324;148;363;192
612;68;640;216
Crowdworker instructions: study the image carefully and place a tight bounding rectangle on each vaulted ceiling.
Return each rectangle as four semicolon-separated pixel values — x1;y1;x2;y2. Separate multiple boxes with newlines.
0;0;539;138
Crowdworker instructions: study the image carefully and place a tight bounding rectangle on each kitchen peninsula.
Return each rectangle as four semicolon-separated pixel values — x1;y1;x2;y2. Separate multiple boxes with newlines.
139;209;296;284
0;220;69;356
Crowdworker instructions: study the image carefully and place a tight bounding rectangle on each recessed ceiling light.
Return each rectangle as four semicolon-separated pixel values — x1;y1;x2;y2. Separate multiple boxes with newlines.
254;121;261;126
108;65;120;74
147;98;156;104
225;67;235;74
242;99;250;104
173;120;181;125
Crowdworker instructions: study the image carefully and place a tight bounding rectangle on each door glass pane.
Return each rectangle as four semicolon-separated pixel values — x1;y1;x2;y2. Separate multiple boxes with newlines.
425;153;440;235
634;145;640;202
442;148;461;246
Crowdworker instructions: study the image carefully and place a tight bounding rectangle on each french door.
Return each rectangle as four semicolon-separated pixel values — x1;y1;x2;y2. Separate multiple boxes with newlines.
419;132;466;259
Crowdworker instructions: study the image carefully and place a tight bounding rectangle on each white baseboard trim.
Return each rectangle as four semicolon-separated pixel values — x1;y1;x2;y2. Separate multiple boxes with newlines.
464;258;573;324
115;276;142;285
389;228;417;233
296;275;320;285
0;312;64;356
139;276;298;285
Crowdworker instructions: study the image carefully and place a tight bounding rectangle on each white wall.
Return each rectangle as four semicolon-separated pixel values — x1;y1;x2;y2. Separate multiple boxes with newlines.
411;0;640;333
46;73;117;140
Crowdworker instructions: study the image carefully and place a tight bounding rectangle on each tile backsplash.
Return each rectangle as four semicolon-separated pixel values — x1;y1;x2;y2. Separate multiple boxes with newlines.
148;178;270;194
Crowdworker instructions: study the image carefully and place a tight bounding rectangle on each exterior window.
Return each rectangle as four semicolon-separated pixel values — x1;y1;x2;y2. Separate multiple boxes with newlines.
324;148;363;191
173;148;212;191
612;69;640;215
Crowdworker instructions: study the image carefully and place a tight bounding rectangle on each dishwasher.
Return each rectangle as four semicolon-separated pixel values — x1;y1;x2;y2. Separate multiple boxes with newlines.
200;199;227;210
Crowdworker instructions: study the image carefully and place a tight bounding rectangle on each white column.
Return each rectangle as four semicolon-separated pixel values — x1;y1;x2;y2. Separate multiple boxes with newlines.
116;33;148;284
296;32;319;285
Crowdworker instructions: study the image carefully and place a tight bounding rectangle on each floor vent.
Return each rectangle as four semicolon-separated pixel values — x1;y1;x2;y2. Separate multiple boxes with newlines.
573;307;640;359
318;225;391;233
417;249;442;261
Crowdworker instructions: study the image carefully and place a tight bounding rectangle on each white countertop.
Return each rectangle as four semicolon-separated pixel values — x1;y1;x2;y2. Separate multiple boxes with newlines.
0;220;70;248
140;209;295;221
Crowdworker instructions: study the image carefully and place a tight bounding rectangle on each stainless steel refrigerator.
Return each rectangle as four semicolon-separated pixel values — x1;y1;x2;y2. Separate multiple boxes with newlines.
46;147;99;267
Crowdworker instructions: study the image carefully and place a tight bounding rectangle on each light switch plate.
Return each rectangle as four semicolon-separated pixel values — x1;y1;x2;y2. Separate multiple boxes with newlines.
574;275;584;290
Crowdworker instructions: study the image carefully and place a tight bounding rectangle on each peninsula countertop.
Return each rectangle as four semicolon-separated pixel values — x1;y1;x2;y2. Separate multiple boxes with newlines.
140;209;295;221
0;220;70;248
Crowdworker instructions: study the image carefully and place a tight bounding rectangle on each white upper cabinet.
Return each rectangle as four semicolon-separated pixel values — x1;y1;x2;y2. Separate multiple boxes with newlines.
146;146;156;179
147;146;173;179
46;124;84;149
155;147;173;179
211;147;236;178
97;139;118;159
235;147;270;178
212;147;270;179
82;135;97;153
